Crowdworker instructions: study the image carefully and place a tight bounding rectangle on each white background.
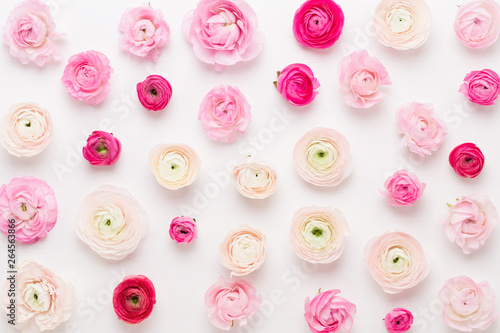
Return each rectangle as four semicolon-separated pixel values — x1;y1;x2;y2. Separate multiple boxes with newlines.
1;0;500;332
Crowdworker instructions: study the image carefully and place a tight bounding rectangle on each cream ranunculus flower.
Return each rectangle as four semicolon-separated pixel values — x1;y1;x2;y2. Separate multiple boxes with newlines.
76;185;148;260
149;143;200;190
290;206;349;264
232;157;277;199
220;225;266;277
0;102;52;157
374;0;432;50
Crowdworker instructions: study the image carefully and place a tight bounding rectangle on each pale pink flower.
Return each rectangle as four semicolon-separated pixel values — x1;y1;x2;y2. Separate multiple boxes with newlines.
232;156;277;199
454;0;500;48
379;170;426;206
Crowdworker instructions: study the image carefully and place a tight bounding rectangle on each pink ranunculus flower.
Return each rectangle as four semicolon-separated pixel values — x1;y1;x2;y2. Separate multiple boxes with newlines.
82;131;121;166
118;4;170;62
339;50;391;109
3;0;62;66
459;69;500;105
365;231;430;294
396;102;447;157
304;289;357;333
439;276;497;331
182;0;264;71
205;276;261;330
275;63;320;106
0;176;57;244
198;85;251;143
384;308;413;333
137;75;172;111
379;170;426;206
444;193;497;254
113;275;156;324
169;216;198;244
449;143;484;178
454;0;500;48
293;0;345;49
61;50;113;105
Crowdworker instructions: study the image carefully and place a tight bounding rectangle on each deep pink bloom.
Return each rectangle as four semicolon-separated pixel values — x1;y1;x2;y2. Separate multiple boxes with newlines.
304;289;356;333
82;131;121;166
137;75;172;111
113;275;156;324
379;170;426;206
449;143;484;178
459;69;500;105
384;308;413;333
169;216;197;244
276;63;320;106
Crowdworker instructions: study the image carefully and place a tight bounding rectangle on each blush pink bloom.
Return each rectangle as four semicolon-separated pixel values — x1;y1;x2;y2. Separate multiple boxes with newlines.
454;0;500;48
293;0;345;49
137;75;172;111
182;0;264;71
61;50;113;105
3;0;62;66
379;170;426;206
439;276;497;332
0;176;57;244
384;308;413;333
339;50;391;109
444;193;497;254
169;216;198;244
396;102;447;157
232;157;278;199
198;85;251;143
275;63;320;106
304;289;356;333
449;143;484;178
118;4;170;62
113;275;156;324
82;131;121;166
459;69;500;105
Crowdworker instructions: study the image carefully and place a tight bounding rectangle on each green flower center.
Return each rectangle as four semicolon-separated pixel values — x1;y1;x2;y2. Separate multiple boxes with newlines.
21;203;27;212
393;257;399;264
96;145;108;154
130;296;139;305
105;219;111;226
25;121;31;127
311;227;323;237
33;293;38;301
151;89;157;97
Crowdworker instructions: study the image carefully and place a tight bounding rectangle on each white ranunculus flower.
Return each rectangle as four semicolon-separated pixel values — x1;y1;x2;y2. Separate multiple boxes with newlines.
232;157;277;199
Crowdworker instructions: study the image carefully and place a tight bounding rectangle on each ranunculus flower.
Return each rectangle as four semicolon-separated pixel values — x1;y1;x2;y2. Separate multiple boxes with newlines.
169;216;198;244
439;276;497;332
449;143;484;178
137;75;172;111
3;0;62;66
304;289;357;333
113;275;156;324
293;0;345;49
379;170;426;206
205;276;261;330
182;0;264;71
444;193;497;254
82;130;121;166
220;225;266;277
373;0;432;50
365;231;430;294
454;0;500;48
384;308;413;333
2;261;74;332
396;102;447;157
293;127;352;187
198;85;251;143
459;69;500;105
0;102;52;157
290;206;349;264
61;50;113;105
232;157;277;199
274;63;320;106
76;185;148;260
149;143;200;190
118;4;170;61
339;50;391;109
0;176;57;244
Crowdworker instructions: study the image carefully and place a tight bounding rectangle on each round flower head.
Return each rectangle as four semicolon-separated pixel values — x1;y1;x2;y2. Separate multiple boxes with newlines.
459;69;500;106
384;308;413;333
454;0;500;48
275;63;320;106
137;75;172;111
379;170;426;206
113;275;156;324
449;143;484;178
169;216;198;244
232;156;277;199
82;131;121;166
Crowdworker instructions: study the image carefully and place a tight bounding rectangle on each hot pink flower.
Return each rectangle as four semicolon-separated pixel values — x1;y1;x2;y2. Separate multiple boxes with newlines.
384;308;413;333
304;289;356;333
169;216;197;244
137;75;172;111
113;275;156;324
459;69;500;105
449;143;484;178
380;170;425;206
454;0;500;48
275;63;320;106
82;131;121;166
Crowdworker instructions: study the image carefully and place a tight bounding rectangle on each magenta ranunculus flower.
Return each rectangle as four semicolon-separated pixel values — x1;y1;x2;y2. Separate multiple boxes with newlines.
459;69;500;105
275;63;320;106
182;0;264;71
380;170;425;206
118;4;170;62
61;50;113;105
293;0;345;49
137;75;172;111
205;276;261;330
169;216;197;244
3;0;62;66
304;289;357;333
0;176;57;244
113;275;156;324
82;130;121;166
384;308;413;333
449;143;484;178
198;85;251;143
454;0;500;48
